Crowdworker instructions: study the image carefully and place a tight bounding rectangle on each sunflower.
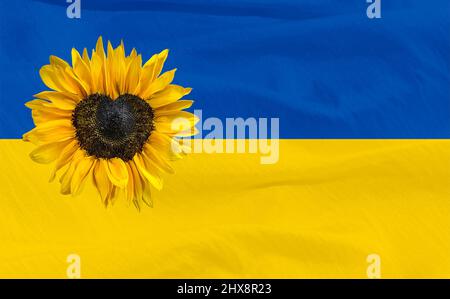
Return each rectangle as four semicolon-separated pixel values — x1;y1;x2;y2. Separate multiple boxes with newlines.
23;37;198;208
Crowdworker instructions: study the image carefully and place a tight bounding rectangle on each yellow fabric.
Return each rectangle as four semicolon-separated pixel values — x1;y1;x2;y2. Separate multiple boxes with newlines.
0;139;449;278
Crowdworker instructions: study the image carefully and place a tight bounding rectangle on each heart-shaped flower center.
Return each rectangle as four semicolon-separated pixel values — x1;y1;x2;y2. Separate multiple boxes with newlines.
72;93;154;161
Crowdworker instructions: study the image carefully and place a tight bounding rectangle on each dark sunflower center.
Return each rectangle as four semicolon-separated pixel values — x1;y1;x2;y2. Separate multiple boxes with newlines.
72;93;154;161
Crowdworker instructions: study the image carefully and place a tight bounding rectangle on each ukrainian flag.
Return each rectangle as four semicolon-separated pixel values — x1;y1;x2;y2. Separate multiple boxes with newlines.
0;0;449;278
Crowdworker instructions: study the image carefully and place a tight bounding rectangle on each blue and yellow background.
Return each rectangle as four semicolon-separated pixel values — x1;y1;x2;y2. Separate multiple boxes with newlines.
0;0;449;278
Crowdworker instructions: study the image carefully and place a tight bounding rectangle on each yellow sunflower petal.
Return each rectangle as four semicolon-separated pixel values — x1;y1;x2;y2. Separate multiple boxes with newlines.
148;85;192;109
31;108;72;126
106;158;129;188
154;100;194;116
125;163;135;202
34;91;78;109
154;111;199;135
109;185;124;205
71;48;92;94
23;119;75;145
152;49;169;80
70;156;95;196
25;99;47;110
116;40;126;59
59;150;85;195
39;65;64;92
129;161;143;201
92;36;107;93
62;66;90;97
139;69;176;100
145;48;168;68
141;49;168;83
26;99;73;120
49;55;70;68
133;153;163;190
29;139;74;164
95;36;106;58
125;54;142;94
41;64;85;96
106;41;126;98
177;138;193;154
128;48;138;60
141;179;153;207
116;48;127;95
148;131;183;160
132;199;141;210
89;52;105;93
82;48;90;65
49;139;79;182
142;143;174;174
93;160;112;204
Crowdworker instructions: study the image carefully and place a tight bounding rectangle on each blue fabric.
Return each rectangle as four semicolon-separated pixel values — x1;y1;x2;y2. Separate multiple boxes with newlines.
0;0;449;138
